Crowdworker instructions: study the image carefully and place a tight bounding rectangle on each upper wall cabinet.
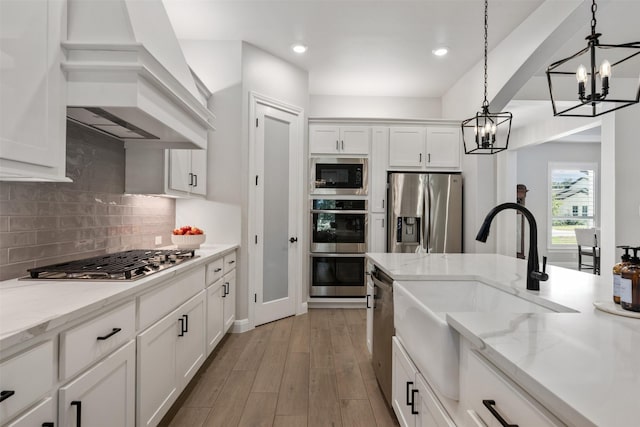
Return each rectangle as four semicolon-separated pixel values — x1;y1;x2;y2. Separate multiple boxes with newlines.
310;125;370;155
389;126;460;171
125;147;207;198
0;0;69;181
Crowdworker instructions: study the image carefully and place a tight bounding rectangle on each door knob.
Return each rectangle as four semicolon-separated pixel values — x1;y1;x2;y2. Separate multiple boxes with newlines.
289;237;298;243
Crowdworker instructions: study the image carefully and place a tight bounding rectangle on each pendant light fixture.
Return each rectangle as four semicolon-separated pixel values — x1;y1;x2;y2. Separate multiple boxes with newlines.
461;0;512;155
546;0;640;117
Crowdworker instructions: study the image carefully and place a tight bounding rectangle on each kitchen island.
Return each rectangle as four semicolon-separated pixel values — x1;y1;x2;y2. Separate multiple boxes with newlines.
366;252;639;427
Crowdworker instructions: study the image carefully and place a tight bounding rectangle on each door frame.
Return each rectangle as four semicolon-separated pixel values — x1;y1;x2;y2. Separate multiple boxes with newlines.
248;91;306;329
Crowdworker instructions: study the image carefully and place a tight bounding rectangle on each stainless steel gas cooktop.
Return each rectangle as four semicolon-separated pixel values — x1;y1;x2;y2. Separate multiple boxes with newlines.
26;249;197;281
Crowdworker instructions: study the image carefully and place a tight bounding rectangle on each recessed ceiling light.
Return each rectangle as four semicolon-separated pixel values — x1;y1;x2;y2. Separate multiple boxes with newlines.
292;44;308;54
432;47;448;57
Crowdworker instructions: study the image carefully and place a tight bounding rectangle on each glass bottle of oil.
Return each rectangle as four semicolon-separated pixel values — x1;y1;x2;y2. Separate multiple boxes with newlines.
620;247;640;312
612;246;631;304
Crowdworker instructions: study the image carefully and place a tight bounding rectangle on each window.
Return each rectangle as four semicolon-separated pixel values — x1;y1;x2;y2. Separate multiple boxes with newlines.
548;163;597;247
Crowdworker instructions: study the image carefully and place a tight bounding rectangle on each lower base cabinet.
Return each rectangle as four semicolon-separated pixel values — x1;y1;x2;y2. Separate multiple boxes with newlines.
137;291;205;427
392;337;455;427
206;280;224;355
458;339;563;427
222;270;236;333
58;340;136;427
6;396;55;427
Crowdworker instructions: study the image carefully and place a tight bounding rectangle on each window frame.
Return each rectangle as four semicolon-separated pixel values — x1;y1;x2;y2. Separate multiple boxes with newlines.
547;161;598;250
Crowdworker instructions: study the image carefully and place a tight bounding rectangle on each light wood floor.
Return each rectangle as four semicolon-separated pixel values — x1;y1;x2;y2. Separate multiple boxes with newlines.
160;309;399;427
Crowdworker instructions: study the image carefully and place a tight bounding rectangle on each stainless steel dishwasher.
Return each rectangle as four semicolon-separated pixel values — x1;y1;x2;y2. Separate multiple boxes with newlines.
371;266;394;407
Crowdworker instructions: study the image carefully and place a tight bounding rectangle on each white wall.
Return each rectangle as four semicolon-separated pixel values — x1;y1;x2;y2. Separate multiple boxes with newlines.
516;141;601;265
240;42;310;322
601;106;640;275
309;95;441;119
176;199;241;245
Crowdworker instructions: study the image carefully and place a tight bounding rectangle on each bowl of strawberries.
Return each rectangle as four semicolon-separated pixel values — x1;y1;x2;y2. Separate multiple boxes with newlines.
171;225;206;249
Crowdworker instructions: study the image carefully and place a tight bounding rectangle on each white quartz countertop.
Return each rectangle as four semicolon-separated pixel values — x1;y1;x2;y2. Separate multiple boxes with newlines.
366;252;640;427
0;244;238;351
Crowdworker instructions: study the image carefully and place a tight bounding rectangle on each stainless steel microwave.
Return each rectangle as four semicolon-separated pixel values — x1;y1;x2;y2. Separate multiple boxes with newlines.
310;158;368;195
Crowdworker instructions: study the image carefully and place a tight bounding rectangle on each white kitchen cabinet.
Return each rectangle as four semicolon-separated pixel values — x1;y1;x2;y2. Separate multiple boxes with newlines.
175;292;206;390
425;127;460;169
393;337;456;427
125;147;207;197
366;276;374;355
370;127;389;213
459;339;563;427
59;340;135;427
0;0;68;181
389;127;425;168
0;340;54;425
137;291;205;427
6;396;55;427
222;269;236;333
169;149;207;196
206;279;224;356
369;213;386;253
393;337;418;427
389;126;460;171
59;300;136;381
310;125;370;155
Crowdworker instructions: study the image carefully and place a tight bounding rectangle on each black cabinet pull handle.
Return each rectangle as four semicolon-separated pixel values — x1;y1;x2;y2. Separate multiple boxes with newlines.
483;400;518;427
96;327;121;341
222;283;227;298
193;174;198;187
289;237;298;243
336;140;339;150
366;294;371;309
0;390;15;402
341;140;344;150
214;267;222;272
178;318;185;337
224;282;230;296
428;153;431;163
71;401;82;427
405;381;414;406
411;389;419;415
228;260;235;265
42;423;54;427
183;314;189;333
419;153;422;163
188;172;193;186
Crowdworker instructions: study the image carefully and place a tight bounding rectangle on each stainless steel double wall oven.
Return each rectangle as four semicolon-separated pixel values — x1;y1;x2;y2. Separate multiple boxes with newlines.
309;158;368;297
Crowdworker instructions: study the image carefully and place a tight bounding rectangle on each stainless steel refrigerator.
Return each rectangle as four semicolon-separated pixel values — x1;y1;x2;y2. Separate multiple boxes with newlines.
387;172;462;253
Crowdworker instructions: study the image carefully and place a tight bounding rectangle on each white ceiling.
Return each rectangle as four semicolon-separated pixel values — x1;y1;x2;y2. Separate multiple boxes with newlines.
163;0;543;97
164;0;639;99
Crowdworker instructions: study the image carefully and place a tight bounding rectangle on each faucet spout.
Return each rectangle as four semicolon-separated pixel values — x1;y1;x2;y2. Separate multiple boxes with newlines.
476;202;548;291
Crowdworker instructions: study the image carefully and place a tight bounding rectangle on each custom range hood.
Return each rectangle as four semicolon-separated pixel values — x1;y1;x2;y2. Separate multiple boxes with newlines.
62;0;214;149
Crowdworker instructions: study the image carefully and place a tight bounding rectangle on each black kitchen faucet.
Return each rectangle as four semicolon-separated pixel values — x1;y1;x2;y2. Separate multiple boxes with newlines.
476;202;549;291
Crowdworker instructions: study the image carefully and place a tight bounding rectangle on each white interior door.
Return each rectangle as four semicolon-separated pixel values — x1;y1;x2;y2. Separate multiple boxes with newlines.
254;102;301;326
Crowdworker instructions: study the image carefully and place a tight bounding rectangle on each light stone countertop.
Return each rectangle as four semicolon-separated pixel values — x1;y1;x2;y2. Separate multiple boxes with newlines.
0;244;238;351
366;252;640;427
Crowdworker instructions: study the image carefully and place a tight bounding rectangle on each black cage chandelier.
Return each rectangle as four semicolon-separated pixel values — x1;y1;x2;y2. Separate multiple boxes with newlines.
546;0;640;117
461;0;512;155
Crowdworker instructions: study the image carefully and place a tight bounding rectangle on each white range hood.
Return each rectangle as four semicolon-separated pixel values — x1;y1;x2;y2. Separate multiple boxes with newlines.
62;0;214;149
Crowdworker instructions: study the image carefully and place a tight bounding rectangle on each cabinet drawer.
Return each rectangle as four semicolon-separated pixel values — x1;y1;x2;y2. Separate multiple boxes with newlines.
0;341;54;425
6;396;55;427
205;258;224;286
460;345;564;427
60;300;136;381
223;252;237;274
139;267;205;330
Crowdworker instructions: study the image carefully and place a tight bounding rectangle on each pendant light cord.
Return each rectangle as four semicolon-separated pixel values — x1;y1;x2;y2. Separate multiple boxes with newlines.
591;0;597;36
482;0;489;109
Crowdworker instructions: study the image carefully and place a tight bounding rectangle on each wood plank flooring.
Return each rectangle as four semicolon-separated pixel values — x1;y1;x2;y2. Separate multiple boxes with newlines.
160;309;399;427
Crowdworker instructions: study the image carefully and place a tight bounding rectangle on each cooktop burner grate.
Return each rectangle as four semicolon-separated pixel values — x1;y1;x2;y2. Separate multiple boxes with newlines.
27;249;196;280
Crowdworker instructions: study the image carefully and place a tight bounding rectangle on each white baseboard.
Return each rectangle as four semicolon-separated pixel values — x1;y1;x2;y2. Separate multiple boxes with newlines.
230;318;251;333
298;301;308;315
307;298;367;309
